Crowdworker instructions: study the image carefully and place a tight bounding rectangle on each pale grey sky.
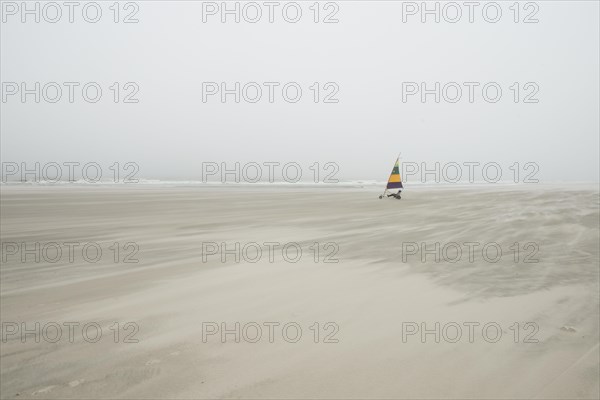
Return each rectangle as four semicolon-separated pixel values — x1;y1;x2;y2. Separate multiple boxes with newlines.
1;1;598;182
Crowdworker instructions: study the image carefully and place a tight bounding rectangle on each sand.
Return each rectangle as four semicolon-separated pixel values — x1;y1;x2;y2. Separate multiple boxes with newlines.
0;185;598;399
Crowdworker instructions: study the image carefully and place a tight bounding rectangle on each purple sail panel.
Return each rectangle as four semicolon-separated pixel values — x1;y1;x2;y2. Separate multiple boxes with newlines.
387;182;403;189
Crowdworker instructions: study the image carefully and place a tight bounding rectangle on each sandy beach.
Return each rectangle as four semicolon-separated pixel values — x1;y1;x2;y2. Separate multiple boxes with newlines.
0;185;598;399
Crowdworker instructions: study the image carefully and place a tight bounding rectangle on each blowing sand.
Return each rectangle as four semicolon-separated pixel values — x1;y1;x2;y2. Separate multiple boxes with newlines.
0;185;598;399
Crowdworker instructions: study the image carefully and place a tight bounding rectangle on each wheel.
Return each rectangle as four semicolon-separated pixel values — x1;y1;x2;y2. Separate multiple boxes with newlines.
379;195;383;199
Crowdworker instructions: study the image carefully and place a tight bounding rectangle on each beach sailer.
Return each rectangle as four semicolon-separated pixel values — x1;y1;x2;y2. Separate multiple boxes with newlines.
379;156;403;199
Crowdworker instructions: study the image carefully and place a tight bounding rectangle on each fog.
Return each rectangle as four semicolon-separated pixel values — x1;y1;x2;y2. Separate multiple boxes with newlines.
1;1;598;182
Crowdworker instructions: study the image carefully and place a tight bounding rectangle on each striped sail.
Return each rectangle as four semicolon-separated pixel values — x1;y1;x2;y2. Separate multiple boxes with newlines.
386;158;403;189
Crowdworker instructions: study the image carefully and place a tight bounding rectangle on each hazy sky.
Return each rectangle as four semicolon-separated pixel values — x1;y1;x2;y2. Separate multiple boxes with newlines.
1;1;599;182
